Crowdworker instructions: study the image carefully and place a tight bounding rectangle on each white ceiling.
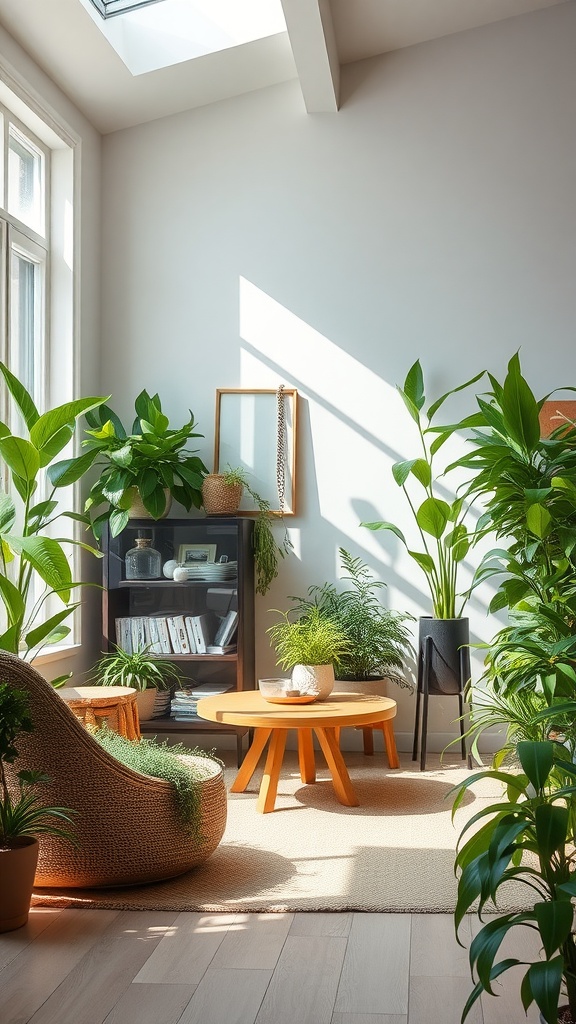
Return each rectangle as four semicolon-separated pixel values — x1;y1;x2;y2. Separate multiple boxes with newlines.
0;0;568;133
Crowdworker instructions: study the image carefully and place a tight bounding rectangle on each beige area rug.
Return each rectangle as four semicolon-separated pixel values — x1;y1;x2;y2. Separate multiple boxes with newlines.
32;751;525;914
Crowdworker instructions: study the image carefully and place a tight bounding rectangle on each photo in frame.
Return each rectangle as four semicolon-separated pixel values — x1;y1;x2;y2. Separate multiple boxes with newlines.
213;387;298;515
539;400;576;438
177;543;217;564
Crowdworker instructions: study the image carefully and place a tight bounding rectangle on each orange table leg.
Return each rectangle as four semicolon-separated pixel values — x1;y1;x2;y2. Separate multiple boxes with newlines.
381;720;400;768
257;729;287;813
298;729;316;784
314;727;359;807
362;727;374;756
230;728;272;793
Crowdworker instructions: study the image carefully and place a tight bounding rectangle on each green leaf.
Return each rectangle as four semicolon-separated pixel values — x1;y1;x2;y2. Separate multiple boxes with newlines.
29;397;108;454
25;606;79;650
526;503;552;539
534;804;569;861
0;362;39;428
398;388;421;424
0;573;25;624
11;536;72;604
525;956;563;1024
403;360;425;410
517;741;553;791
426;369;485;420
109;444;133;468
411;459;431;487
416;497;450;538
0;437;40;482
501;352;541;452
47;449;99;488
361;521;407;546
35;425;74;467
0;492;16;534
408;550;436;574
109;509;130;538
533;900;573;959
392;459;418;487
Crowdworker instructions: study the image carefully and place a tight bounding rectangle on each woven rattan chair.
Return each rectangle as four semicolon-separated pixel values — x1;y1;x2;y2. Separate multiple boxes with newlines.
0;652;227;888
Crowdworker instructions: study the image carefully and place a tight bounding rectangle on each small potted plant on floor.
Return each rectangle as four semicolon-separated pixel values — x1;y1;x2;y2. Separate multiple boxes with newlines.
89;645;183;721
452;731;576;1024
289;548;414;697
267;605;350;699
0;683;76;932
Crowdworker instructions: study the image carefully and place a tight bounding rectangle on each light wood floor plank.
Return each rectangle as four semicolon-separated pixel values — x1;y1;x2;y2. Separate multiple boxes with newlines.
3;909;118;1024
332;1016;407;1024
178;968;272;1024
334;913;411;1015
256;935;348;1024
134;912;239;984
211;913;293;970
103;983;195;1024
290;912;353;937
408;975;483;1024
0;910;61;972
410;913;471;977
26;911;177;1024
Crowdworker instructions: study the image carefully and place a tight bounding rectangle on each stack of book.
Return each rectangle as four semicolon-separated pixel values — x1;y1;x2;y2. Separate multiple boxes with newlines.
170;682;234;721
115;610;239;655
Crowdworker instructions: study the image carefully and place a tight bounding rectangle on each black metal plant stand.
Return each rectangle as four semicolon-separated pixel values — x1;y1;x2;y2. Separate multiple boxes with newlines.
412;617;473;772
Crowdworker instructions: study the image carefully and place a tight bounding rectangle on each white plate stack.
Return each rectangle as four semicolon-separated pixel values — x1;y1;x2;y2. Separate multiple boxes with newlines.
174;560;238;581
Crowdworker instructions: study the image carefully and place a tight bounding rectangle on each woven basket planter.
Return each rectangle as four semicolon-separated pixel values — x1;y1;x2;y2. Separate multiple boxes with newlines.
202;474;243;515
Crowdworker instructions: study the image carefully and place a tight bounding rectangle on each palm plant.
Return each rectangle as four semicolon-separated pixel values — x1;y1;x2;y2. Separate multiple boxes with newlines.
289;548;414;685
0;363;106;663
362;360;485;619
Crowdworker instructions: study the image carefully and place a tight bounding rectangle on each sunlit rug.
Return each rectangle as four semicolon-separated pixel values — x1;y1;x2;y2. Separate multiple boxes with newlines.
32;751;521;914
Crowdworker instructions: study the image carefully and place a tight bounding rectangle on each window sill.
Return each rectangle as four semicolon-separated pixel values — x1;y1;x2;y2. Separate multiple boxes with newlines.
29;644;82;666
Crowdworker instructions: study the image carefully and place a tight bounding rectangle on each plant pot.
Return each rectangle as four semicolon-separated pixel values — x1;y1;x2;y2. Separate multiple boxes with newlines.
202;475;243;515
291;663;335;700
135;687;158;722
127;488;172;520
417;617;470;695
0;836;39;932
332;676;388;697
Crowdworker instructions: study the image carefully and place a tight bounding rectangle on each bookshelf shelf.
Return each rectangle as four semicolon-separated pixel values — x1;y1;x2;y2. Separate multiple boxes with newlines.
101;517;255;764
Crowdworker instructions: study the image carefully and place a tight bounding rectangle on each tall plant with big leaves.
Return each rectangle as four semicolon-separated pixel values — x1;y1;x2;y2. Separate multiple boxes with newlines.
362;359;485;618
0;363;106;669
450;352;576;620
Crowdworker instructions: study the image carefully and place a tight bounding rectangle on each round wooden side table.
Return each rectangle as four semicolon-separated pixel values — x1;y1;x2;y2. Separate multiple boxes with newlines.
58;685;141;740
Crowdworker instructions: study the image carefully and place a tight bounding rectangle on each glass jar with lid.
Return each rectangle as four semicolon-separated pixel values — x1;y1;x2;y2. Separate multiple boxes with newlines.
124;536;162;580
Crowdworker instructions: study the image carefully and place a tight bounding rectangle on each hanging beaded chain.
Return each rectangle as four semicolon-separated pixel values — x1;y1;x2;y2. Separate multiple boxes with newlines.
276;383;287;512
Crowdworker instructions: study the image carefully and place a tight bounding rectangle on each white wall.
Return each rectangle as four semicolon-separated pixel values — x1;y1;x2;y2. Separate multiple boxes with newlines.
0;24;103;682
101;3;576;751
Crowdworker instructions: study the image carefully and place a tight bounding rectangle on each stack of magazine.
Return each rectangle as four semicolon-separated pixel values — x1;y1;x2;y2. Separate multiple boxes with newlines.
170;682;234;721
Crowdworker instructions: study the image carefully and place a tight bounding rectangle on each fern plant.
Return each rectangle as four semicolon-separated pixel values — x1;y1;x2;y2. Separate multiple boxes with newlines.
289;549;414;685
267;605;350;669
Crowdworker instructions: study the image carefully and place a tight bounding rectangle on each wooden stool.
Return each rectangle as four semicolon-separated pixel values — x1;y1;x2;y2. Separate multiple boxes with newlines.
58;686;141;740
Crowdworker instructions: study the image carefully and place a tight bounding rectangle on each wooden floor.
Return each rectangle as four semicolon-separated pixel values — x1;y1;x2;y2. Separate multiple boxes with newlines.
2;909;541;1024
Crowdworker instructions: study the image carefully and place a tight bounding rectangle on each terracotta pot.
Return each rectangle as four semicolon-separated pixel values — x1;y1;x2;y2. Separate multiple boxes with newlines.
291;664;335;700
0;836;39;932
202;475;243;515
127;488;172;520
135;687;158;722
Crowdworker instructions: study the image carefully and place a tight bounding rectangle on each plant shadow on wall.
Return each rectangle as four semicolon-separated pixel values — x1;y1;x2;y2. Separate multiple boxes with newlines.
0;364;107;670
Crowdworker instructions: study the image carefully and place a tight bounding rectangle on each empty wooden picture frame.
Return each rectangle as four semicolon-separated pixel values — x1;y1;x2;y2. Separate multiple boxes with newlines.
214;387;298;515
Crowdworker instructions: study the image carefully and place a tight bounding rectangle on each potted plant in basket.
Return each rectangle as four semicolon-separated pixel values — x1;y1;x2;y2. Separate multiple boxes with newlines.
362;359;485;701
0;682;76;932
0;362;107;668
53;390;208;540
88;645;183;721
452;732;576;1024
289;548;414;696
266;605;350;700
202;465;293;596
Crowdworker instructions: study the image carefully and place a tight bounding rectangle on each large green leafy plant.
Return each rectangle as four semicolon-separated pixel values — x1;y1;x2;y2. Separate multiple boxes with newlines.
289;548;414;685
0;364;106;659
452;737;576;1024
362;360;484;619
58;391;208;539
0;682;76;844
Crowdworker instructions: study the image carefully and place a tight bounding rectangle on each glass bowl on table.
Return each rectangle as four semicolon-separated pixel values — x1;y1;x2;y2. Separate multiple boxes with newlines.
258;678;317;704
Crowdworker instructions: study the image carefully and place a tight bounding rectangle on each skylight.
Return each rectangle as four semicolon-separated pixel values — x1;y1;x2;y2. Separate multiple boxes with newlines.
79;0;287;76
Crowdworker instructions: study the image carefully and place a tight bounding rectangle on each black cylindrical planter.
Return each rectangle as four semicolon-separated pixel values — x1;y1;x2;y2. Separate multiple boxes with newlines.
417;617;470;695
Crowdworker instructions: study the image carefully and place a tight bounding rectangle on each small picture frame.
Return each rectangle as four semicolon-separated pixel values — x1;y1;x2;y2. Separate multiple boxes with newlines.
177;543;217;564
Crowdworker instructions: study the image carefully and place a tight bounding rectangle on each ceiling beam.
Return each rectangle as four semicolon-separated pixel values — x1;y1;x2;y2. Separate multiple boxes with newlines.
280;0;340;112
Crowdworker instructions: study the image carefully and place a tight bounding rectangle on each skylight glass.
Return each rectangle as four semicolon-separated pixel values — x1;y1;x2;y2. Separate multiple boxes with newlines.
79;0;287;76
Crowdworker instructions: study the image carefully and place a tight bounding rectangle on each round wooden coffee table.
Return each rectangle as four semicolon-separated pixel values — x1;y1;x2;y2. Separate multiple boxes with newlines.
58;686;141;740
196;690;398;813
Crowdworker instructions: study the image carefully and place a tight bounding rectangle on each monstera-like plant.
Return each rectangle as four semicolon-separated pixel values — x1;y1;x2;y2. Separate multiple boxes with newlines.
0;363;106;663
